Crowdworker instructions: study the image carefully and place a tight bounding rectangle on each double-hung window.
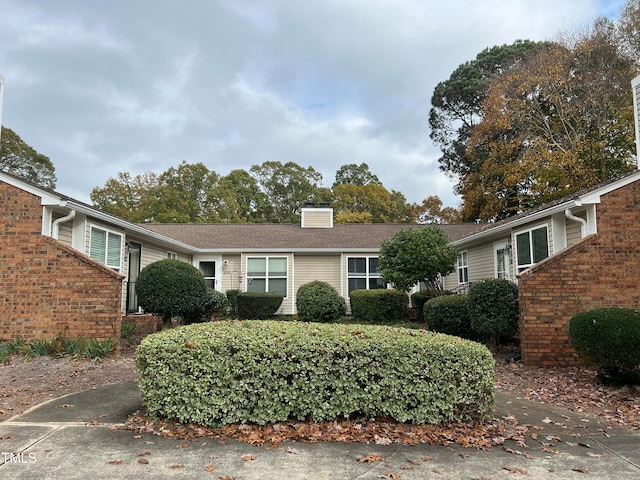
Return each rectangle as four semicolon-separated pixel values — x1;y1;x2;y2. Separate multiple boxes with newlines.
515;225;549;272
247;257;287;297
89;226;122;272
347;257;386;294
457;251;469;284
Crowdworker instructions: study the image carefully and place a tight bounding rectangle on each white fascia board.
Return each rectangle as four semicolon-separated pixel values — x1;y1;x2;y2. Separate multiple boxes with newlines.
190;248;381;255
0;171;63;205
65;201;196;253
452;200;577;247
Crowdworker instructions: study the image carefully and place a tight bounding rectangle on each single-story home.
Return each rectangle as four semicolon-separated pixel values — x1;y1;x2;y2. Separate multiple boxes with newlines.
4;76;640;366
0;169;479;343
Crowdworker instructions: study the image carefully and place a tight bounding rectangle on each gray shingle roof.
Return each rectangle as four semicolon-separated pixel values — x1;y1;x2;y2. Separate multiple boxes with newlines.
141;223;483;250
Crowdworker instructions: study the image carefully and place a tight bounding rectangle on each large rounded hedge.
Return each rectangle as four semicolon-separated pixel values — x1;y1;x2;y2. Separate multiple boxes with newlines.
569;307;640;381
296;281;346;322
136;259;209;328
136;321;495;426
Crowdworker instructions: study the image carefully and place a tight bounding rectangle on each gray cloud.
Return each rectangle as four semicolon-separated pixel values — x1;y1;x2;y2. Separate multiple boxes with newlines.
0;0;624;208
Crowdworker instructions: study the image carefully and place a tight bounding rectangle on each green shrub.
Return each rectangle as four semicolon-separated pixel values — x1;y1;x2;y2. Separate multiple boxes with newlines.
350;289;408;324
569;307;640;382
203;289;230;318
468;279;519;349
121;322;138;345
63;337;87;356
180;288;230;324
425;294;475;339
6;337;26;355
136;321;495;427
296;281;346;323
21;338;57;361
411;289;440;323
226;289;240;318
236;292;284;319
136;259;210;329
0;344;8;363
85;338;118;360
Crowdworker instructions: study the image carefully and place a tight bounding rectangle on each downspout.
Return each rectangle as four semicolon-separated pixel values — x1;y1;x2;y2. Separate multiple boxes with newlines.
52;210;76;240
564;208;587;238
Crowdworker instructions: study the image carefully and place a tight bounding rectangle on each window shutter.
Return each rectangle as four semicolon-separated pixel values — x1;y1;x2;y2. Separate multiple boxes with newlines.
106;233;122;268
90;228;106;263
532;227;549;263
516;232;531;266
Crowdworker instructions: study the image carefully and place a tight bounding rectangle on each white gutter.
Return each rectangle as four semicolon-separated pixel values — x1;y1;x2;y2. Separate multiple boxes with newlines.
564;208;588;238
52;209;76;239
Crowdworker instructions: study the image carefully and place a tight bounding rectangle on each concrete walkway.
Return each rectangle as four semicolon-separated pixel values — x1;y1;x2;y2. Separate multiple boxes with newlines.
1;382;639;479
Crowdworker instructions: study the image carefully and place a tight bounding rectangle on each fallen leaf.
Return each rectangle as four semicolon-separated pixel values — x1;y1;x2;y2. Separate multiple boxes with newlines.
286;447;299;455
177;443;190;449
136;450;151;456
241;454;257;461
204;464;215;472
170;464;185;469
503;466;528;475
573;467;588;474
542;417;552;424
386;473;401;480
1;435;15;440
359;453;385;463
108;459;122;465
59;404;74;408
138;458;149;465
420;457;433;462
587;452;609;458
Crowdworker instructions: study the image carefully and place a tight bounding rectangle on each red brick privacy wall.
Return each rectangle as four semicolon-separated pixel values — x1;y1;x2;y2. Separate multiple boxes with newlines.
518;181;640;367
0;181;124;341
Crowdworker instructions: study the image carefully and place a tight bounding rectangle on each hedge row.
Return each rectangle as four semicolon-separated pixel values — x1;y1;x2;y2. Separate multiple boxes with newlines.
350;289;408;323
136;321;495;426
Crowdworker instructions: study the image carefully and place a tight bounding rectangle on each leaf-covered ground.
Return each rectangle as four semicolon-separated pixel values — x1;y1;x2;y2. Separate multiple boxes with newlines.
1;341;638;445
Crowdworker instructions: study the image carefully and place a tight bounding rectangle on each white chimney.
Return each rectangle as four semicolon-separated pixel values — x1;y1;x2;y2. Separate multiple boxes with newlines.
301;202;333;228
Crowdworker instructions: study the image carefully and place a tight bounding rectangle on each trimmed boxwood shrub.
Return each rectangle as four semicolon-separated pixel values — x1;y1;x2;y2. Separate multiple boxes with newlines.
468;279;519;349
136;321;495;426
236;292;284;319
411;289;439;323
569;307;640;382
350;289;408;324
424;294;475;339
136;259;210;329
226;289;240;317
296;281;346;322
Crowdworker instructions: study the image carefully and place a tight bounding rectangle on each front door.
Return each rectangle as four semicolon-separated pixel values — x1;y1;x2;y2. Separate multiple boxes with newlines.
126;242;142;313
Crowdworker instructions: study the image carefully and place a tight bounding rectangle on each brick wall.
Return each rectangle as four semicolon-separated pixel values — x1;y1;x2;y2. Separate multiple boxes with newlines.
1;181;124;342
518;180;640;366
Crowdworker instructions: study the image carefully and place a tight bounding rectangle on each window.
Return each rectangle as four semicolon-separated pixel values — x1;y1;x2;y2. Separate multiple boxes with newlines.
457;251;469;284
247;257;287;296
515;226;549;272
347;257;386;294
167;251;177;259
495;242;510;280
199;261;216;289
89;226;122;271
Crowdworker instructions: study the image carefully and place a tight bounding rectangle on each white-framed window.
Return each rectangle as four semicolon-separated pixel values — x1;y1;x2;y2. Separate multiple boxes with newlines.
89;226;122;271
457;251;469;284
494;240;511;280
347;256;386;294
515;225;549;272
247;256;287;297
167;251;178;259
199;261;217;289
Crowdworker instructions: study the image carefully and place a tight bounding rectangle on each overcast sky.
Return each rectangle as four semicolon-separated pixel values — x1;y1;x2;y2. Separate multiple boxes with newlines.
0;0;627;210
